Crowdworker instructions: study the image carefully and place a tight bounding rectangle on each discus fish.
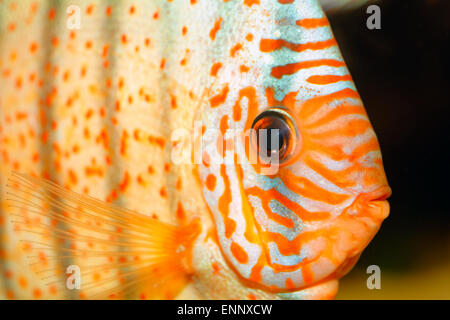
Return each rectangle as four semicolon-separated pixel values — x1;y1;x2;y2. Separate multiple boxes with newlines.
0;0;390;300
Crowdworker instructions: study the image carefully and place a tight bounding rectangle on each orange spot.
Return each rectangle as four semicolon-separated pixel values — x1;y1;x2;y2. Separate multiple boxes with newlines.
302;265;314;285
18;276;27;288
202;152;211;168
136;174;145;186
49;285;57;295
260;38;336;53
210;62;222;77
240;65;249;73
209;18;222;40
271;59;345;79
48;8;56;20
230;43;243;57
209;84;229;108
176;202;186;220
233;99;242;121
51;36;59;47
72;144;80;153
218;165;237;239
148;136;166;149
244;0;260;6
306;74;353;85
106;189;118;202
85;109;94;119
41;131;48;143
285;278;295;289
6;290;14;299
120;130;129;156
33;288;42;299
15;77;23;89
121;34;128;44
86;5;94;15
176;178;182;191
212;262;221;275
205;174;217;191
170;94;177;109
29;42;38;53
119;171;130;192
296;17;329;29
230;242;249;264
68;169;78;185
217;115;230;158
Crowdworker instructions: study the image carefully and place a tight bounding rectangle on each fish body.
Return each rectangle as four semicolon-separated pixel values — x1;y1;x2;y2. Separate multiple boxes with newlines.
0;0;390;300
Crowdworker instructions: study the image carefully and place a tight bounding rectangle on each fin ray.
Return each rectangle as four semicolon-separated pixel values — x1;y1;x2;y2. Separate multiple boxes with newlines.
5;172;200;299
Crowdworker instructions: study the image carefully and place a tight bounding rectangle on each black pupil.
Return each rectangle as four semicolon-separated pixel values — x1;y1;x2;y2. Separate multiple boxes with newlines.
254;115;289;158
263;125;284;155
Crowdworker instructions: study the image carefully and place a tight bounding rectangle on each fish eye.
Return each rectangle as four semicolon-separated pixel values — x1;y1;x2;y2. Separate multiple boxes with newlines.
251;108;300;164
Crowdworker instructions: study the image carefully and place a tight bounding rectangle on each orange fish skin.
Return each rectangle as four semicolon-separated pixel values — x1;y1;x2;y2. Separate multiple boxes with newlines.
0;0;390;300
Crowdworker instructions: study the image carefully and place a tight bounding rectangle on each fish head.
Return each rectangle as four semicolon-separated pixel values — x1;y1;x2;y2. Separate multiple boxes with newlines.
196;0;391;295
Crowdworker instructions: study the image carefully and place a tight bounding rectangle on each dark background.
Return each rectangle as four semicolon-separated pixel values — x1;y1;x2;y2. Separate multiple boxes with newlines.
327;0;450;299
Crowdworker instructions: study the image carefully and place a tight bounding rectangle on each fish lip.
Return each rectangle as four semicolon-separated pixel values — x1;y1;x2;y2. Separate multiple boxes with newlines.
345;185;392;219
362;185;392;202
351;185;392;231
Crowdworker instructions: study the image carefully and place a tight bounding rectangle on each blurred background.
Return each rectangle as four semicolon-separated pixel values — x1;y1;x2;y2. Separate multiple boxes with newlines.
327;0;450;299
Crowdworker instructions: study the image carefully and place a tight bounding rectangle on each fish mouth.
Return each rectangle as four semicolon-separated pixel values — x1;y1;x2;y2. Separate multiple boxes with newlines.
346;185;392;220
366;186;392;202
364;185;392;219
327;185;392;280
